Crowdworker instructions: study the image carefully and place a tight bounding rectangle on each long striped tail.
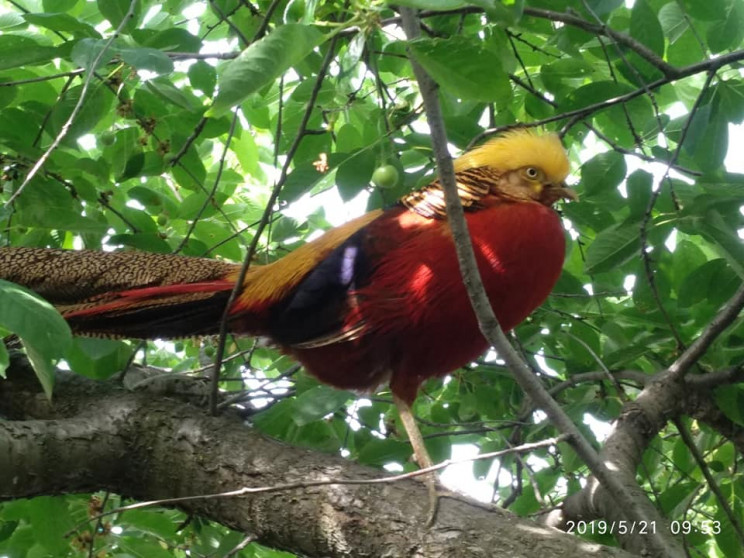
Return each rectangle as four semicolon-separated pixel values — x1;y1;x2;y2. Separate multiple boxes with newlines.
0;247;242;338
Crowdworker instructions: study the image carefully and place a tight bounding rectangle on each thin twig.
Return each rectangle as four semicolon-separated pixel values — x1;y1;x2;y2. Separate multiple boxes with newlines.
668;284;744;380
169;116;208;169
563;332;628;400
639;70;719;352
673;417;744;544
0;69;84;86
174;111;240;254
208;34;342;414
87;492;111;558
31;74;77;149
5;0;138;208
253;0;282;40
209;0;251;46
224;535;257;557
469;49;744;148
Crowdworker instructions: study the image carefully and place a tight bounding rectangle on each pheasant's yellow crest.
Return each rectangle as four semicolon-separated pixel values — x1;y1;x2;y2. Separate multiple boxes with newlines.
454;129;569;184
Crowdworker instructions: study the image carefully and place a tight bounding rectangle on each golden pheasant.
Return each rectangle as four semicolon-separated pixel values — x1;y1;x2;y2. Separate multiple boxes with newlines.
0;129;573;471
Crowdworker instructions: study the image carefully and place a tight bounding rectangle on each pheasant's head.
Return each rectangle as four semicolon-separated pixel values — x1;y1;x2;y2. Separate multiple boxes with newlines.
454;129;576;206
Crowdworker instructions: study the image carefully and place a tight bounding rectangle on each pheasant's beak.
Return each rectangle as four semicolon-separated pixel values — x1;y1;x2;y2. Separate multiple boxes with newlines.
556;182;579;201
542;181;578;205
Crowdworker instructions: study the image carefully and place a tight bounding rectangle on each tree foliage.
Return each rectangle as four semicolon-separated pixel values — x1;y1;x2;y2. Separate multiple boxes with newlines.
1;0;744;557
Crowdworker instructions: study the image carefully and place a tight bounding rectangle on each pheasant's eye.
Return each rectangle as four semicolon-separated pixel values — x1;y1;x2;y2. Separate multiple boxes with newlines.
525;167;539;179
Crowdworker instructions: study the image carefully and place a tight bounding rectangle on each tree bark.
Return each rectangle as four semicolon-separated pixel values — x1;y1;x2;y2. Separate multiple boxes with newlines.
0;363;634;558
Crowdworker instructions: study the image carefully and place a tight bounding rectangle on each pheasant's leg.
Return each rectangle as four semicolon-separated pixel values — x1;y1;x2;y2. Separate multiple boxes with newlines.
393;393;439;525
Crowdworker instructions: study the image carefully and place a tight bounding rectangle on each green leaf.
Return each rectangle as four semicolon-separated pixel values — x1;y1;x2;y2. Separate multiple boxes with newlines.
0;78;17;109
357;438;411;467
0;280;72;398
14;184;107;233
131;28;201;52
718;79;744;124
171;144;207;189
563;81;635;112
145;77;197;110
65;338;133;380
707;0;744;53
681;0;725;20
630;0;665;56
336;150;376;201
540;58;594;95
714;385;744;426
0;281;72;349
584;0;623;16
0;342;8;378
715;502;740;558
26;497;74;556
626;169;652;220
585;223;641;274
408;36;510;103
118;45;174;75
0;35;59;71
678;259;739;308
472;0;523;25
208;23;324;117
697;210;744;279
231;129;260;177
0;12;25;29
291;385;351;426
384;0;468;8
281;162;334;203
122;509;177;539
658;481;698;516
97;0;142;34
43;0;78;10
117;536;174;558
23;13;100;38
48;83;114;142
684;103;729;172
668;239;707;291
23;343;56;399
658;2;688;43
580;150;627;197
188;60;216;97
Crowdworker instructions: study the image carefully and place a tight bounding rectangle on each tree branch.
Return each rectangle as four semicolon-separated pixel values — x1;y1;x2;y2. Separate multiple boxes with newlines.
210;32;342;414
0;368;634;558
5;0;138;208
668;284;744;380
398;7;683;558
522;7;679;78
684;365;744;388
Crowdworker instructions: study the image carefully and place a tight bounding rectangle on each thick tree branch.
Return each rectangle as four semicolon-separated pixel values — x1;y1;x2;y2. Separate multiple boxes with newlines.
557;374;684;528
685;365;744;388
0;368;633;558
682;379;744;454
558;310;744;540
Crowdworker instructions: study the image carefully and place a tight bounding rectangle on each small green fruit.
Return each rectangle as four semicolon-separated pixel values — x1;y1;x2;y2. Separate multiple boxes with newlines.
99;132;115;146
371;164;399;189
